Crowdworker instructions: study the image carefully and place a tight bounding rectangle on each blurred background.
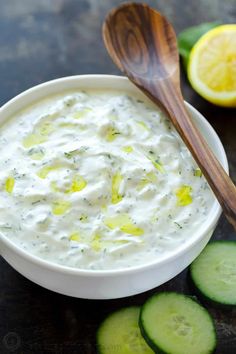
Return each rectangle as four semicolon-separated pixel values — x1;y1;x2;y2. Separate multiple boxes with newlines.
0;1;236;353
0;0;235;103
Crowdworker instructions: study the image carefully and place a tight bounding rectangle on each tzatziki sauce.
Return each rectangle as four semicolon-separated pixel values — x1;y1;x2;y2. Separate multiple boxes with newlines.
0;90;214;270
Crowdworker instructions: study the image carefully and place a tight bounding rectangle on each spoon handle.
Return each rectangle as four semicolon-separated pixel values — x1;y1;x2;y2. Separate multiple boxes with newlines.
136;80;236;229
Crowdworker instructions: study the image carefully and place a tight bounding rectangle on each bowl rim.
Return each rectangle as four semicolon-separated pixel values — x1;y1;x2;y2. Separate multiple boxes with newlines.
0;74;229;277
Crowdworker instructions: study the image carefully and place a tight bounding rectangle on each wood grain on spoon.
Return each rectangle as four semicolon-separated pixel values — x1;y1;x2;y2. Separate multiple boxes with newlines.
103;2;236;230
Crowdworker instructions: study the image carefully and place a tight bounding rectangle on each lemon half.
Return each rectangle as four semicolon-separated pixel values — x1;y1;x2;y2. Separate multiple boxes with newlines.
188;24;236;107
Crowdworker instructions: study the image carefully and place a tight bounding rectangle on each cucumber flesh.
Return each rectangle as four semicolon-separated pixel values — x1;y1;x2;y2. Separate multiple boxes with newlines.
190;241;236;306
97;307;154;354
140;292;216;354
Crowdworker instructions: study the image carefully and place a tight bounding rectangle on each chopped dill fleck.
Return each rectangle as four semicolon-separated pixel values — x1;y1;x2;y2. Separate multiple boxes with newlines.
0;225;12;230
32;200;41;205
64;152;73;159
174;222;183;229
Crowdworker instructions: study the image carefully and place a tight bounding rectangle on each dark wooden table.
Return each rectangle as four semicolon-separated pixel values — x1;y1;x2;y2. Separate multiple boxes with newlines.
0;1;235;353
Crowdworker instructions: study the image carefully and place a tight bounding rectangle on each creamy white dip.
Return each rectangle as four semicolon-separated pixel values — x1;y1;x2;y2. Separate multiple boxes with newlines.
0;90;214;270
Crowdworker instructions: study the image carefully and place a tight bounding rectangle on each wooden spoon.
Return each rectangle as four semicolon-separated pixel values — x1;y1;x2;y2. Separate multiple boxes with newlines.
103;2;236;230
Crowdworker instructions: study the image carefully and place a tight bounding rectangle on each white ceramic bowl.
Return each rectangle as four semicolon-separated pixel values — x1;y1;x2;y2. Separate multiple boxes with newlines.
0;75;228;299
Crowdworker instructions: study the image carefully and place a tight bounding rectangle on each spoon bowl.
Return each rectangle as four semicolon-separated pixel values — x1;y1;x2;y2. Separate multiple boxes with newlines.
103;4;179;81
103;2;236;230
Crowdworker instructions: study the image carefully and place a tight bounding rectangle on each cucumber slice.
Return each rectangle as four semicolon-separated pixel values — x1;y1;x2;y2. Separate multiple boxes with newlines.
97;307;154;354
190;241;236;306
140;292;216;354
